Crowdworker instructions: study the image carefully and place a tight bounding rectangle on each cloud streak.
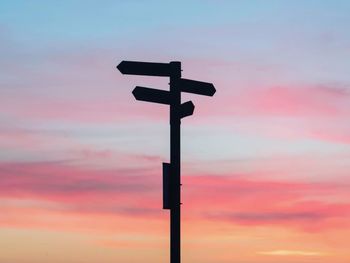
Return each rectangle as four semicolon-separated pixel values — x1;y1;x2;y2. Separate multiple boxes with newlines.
258;250;326;256
0;161;349;232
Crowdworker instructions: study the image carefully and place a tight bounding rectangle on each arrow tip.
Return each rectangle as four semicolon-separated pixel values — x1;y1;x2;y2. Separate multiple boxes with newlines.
189;101;195;112
116;61;124;72
131;87;138;99
180;100;195;118
210;84;216;96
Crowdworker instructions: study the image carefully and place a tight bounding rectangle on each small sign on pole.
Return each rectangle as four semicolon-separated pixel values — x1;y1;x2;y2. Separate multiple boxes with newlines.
163;162;171;210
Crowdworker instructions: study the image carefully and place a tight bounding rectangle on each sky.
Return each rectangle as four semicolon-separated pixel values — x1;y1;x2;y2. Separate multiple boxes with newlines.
1;1;350;262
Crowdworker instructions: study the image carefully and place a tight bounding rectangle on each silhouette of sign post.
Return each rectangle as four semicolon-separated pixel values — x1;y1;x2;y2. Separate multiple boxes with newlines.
117;60;215;263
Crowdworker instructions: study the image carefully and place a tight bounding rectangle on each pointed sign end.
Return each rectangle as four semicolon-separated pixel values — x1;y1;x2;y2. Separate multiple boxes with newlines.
210;84;216;96
189;101;195;114
116;61;124;73
131;87;138;100
180;100;195;118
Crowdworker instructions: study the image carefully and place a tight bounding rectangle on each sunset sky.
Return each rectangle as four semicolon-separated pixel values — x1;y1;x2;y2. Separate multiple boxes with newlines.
1;1;350;263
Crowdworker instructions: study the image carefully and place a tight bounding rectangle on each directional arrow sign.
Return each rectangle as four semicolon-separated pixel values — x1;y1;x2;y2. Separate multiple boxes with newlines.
132;86;172;105
117;61;171;77
177;78;216;96
179;101;195;119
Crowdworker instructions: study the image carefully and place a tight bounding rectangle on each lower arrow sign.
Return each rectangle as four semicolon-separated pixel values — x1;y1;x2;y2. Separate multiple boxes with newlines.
179;101;195;118
132;86;172;105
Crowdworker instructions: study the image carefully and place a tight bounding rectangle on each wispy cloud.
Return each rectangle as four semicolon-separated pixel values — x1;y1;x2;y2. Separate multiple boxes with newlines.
258;249;326;256
1;161;349;232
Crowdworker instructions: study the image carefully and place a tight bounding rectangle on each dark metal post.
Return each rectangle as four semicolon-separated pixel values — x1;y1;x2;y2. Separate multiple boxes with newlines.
169;61;181;263
117;59;215;263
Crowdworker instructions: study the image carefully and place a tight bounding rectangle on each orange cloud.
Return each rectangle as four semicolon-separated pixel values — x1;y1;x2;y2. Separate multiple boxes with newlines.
1;161;349;233
258;249;326;256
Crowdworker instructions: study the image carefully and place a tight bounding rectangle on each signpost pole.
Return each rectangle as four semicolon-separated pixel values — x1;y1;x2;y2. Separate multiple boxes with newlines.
169;61;181;263
117;59;216;263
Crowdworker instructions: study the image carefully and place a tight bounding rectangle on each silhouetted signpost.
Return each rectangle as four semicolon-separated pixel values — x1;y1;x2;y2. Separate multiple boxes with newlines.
117;60;215;263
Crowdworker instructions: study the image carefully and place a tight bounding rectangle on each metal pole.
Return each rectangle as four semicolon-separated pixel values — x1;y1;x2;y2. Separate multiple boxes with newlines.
169;61;181;263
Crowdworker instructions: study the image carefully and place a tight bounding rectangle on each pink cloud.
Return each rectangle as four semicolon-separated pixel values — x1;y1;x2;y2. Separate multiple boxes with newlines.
307;127;350;144
183;175;350;231
244;85;350;117
0;94;169;123
0;161;349;232
193;84;350;145
0;126;81;152
3;41;349;131
197;84;350;119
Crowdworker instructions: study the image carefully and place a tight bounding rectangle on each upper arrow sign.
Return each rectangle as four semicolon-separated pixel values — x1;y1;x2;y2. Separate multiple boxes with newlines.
117;61;171;77
132;86;172;105
177;78;216;96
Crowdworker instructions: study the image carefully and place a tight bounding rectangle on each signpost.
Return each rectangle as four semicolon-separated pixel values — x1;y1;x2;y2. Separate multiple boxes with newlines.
117;60;215;263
